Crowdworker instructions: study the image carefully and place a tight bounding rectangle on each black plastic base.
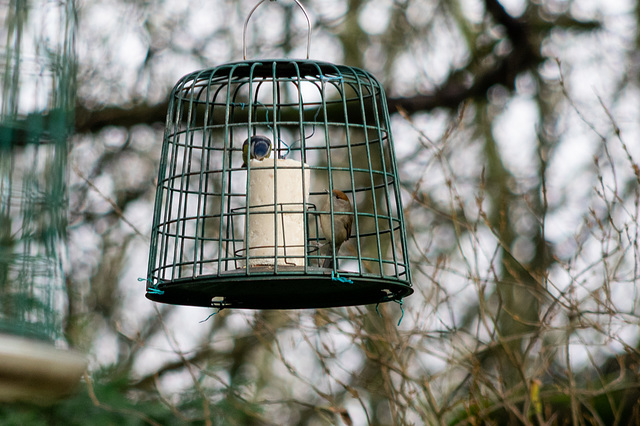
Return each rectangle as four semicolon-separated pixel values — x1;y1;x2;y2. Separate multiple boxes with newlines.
146;268;413;309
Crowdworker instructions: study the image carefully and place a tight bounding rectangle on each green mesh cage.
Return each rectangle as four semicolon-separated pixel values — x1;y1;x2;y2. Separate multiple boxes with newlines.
0;1;85;404
146;60;413;309
0;0;75;340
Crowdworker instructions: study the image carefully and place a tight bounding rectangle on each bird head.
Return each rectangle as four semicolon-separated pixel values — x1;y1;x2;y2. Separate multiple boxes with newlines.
242;135;272;167
332;189;350;203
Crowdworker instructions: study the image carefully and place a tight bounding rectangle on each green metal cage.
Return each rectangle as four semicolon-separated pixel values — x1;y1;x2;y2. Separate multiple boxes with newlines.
0;0;75;342
145;59;412;309
0;0;86;403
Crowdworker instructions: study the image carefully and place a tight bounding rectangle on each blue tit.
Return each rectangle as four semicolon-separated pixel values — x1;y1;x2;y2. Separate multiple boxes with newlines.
242;135;272;167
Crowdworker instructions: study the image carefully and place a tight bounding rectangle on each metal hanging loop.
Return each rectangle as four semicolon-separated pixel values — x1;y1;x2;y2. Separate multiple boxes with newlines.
243;0;311;60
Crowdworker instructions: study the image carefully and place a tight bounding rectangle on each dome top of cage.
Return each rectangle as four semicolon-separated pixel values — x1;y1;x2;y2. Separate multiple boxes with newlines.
198;59;376;77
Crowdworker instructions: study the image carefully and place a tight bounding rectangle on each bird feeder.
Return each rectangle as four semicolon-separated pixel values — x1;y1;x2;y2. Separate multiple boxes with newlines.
0;0;86;402
145;0;412;309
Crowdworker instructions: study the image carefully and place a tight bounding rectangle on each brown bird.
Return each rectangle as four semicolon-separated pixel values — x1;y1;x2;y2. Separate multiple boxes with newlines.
320;189;353;268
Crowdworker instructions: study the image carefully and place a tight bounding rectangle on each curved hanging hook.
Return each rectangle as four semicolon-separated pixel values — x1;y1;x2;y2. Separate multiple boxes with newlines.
243;0;311;60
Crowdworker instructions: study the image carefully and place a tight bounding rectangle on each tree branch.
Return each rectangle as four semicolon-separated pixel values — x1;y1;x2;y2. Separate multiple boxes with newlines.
74;3;598;133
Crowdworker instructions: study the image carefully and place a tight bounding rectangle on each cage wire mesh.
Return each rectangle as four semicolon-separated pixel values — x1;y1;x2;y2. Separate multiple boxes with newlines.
0;0;86;403
0;0;75;341
146;59;413;309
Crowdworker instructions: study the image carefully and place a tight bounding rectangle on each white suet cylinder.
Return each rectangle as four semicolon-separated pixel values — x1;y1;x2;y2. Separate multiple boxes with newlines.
246;158;310;267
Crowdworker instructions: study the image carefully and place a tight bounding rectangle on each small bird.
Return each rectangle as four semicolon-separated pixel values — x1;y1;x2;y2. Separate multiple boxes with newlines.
320;189;353;269
242;135;272;167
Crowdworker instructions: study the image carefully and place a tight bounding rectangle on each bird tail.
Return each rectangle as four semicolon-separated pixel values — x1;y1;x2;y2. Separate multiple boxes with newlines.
322;244;335;269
